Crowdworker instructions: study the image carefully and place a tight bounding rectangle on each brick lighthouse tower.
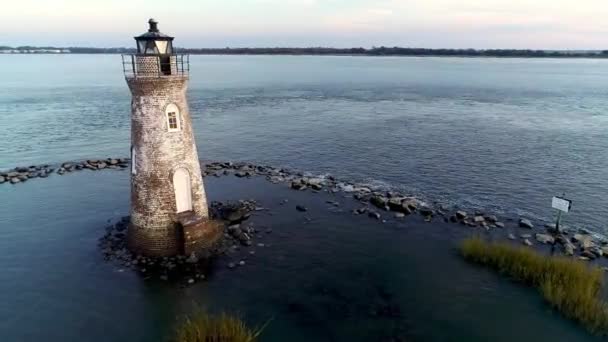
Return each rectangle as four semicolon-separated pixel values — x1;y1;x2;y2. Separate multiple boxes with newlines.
123;19;219;257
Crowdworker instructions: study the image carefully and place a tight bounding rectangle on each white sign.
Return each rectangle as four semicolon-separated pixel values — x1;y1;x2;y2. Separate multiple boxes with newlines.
552;196;572;213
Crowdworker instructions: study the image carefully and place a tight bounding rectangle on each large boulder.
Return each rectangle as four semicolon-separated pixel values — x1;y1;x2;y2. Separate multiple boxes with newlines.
387;198;404;212
519;218;534;229
485;215;498;223
0;176;5;184
455;211;467;220
563;243;575;256
370;195;388;209
225;209;251;224
402;198;418;211
291;180;306;190
535;233;555;244
473;216;485;224
572;234;595;249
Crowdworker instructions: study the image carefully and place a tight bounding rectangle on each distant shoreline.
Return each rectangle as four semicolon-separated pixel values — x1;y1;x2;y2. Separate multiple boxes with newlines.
3;46;608;59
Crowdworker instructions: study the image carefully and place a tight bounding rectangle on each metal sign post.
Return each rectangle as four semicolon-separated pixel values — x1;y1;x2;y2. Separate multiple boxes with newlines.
552;194;572;233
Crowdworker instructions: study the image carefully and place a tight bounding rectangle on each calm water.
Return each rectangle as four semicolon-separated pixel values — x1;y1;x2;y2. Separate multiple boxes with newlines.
0;173;601;341
1;55;608;341
1;54;607;232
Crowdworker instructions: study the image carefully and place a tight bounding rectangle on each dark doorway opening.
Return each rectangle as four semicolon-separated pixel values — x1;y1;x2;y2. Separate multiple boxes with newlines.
160;56;171;75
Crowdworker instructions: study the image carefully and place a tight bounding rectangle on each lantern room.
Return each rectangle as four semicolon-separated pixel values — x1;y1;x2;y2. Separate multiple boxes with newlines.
135;18;174;55
122;19;189;78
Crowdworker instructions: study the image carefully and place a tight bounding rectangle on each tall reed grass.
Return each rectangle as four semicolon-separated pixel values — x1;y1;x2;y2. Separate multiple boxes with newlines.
460;237;608;335
173;310;268;342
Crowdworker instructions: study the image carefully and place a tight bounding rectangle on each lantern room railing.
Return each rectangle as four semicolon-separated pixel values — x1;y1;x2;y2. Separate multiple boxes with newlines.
122;54;189;78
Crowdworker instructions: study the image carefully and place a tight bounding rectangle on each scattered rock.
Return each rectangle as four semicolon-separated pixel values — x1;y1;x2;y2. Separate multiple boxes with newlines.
419;207;434;217
186;253;199;264
590;247;603;258
368;211;381;220
508;234;516;240
494;222;505;228
354;207;368;215
523;239;533;246
485;215;498;223
473;216;485;224
519;218;534;229
455;211;467;220
291;181;306;190
581;250;597;260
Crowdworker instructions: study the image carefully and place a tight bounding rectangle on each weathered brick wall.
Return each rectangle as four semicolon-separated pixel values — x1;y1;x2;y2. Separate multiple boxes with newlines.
126;76;209;257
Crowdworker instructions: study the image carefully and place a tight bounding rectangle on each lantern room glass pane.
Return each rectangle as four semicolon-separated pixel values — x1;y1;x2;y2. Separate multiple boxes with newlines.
145;41;158;54
155;41;168;54
137;41;146;53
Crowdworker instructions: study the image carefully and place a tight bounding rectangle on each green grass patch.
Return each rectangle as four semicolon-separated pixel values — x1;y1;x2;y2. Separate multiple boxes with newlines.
173;309;268;342
460;237;608;335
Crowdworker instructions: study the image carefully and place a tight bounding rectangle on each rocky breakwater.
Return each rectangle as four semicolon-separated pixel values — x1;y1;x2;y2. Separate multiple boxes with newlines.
0;158;129;185
13;158;606;273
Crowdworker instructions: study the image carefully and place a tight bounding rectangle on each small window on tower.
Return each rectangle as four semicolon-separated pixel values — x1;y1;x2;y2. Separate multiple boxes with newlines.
165;103;181;132
168;112;178;129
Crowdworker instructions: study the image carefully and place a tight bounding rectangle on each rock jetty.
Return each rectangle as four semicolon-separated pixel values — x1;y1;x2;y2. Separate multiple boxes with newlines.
0;158;129;185
7;157;605;273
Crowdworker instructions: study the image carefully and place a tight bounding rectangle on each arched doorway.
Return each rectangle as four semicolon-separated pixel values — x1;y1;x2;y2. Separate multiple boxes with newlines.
173;168;192;213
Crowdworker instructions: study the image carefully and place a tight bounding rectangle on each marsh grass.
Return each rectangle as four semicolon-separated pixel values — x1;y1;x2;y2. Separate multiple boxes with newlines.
173;309;269;342
461;237;608;335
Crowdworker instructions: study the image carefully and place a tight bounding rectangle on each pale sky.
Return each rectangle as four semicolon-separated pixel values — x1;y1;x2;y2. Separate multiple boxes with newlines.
2;0;608;49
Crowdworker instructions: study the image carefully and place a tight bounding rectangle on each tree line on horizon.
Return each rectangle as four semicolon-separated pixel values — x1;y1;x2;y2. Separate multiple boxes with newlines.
2;45;608;57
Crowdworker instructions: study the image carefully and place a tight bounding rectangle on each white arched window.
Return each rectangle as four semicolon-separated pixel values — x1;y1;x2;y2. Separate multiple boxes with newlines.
131;146;136;175
165;103;181;132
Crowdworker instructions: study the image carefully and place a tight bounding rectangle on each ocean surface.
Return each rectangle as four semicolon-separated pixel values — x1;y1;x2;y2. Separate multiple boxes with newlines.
1;54;608;341
2;54;607;232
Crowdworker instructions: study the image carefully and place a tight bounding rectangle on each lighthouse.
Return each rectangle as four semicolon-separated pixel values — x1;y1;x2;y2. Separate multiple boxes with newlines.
123;19;219;257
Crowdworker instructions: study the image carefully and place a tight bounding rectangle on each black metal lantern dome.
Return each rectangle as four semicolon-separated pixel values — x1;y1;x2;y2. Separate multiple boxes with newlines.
135;18;174;55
